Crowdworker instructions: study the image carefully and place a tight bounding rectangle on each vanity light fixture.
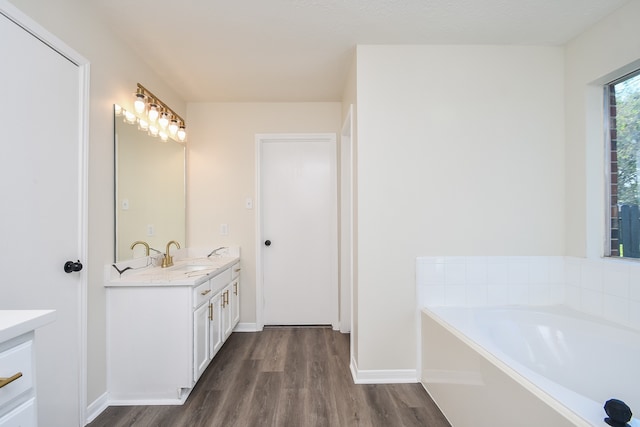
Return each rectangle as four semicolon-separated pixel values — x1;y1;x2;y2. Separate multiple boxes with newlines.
147;102;159;122
130;83;187;142
158;111;170;129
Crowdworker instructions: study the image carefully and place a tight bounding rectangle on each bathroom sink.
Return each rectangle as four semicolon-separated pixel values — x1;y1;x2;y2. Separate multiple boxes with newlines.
171;264;212;272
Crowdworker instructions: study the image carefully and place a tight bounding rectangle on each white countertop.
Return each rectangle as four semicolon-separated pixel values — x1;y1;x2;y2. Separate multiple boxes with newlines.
106;256;239;287
0;310;56;343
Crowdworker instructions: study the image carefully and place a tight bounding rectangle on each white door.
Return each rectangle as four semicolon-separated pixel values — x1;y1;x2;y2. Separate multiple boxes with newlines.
0;7;87;426
259;134;338;326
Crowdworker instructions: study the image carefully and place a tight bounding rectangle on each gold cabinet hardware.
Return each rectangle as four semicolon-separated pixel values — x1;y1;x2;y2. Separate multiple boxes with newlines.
208;303;213;321
221;297;225;308
225;290;229;305
234;268;241;273
200;289;211;296
234;282;238;295
0;372;22;389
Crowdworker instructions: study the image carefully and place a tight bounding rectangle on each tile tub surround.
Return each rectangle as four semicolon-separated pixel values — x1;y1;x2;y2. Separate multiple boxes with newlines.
416;256;640;330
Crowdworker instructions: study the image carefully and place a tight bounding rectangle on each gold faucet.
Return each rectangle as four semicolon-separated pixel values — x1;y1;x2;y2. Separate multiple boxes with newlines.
162;240;180;268
130;241;150;256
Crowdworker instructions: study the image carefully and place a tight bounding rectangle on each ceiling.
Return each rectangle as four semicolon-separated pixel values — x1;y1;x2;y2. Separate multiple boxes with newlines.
92;0;630;102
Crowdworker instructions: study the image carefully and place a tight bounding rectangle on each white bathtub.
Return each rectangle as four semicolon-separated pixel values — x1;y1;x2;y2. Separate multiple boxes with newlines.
421;305;640;427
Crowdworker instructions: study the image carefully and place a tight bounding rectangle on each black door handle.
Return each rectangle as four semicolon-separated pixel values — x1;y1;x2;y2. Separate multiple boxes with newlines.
264;240;271;246
64;260;83;273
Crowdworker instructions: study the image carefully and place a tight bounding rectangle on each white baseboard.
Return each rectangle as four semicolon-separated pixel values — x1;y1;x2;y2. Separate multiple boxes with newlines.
350;356;418;384
85;392;109;424
233;322;260;332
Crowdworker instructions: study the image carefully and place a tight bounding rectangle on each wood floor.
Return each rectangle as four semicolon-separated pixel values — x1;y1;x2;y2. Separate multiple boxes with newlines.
88;328;450;427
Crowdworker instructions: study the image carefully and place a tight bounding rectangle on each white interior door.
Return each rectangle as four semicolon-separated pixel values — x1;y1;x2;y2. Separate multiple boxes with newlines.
259;134;338;326
0;7;87;426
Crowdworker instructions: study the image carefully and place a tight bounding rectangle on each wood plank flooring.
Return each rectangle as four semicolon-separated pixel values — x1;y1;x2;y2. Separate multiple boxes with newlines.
88;328;450;427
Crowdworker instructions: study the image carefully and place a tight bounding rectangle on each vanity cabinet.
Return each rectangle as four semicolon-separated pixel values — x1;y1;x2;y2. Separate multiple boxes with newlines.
107;259;240;405
0;311;55;427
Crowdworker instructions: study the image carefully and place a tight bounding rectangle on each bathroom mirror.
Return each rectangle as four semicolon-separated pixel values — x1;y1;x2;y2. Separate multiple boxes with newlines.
114;105;186;261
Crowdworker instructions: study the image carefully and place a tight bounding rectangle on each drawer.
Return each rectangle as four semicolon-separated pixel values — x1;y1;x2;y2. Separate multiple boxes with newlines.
210;268;232;293
230;262;241;279
0;397;36;427
0;340;34;408
193;281;212;308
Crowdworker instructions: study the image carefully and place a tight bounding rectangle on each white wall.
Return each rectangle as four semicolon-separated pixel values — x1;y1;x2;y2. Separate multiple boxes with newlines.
8;0;186;411
355;45;565;371
186;102;342;326
564;0;640;258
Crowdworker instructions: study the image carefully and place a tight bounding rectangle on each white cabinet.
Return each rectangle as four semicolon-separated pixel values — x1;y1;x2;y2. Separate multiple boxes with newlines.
0;310;55;427
230;262;241;327
107;260;240;404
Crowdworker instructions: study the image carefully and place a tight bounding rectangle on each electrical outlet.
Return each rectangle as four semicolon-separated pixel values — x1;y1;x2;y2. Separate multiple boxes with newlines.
147;224;154;236
220;224;229;236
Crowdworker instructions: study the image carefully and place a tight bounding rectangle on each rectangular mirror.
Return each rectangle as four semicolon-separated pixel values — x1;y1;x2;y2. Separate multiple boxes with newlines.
114;105;186;261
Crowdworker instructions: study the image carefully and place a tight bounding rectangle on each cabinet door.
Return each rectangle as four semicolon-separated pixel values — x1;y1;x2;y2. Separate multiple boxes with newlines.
222;286;233;340
231;279;240;327
209;293;223;357
193;303;210;382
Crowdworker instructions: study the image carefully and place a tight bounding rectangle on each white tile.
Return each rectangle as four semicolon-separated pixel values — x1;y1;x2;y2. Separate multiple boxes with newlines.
465;256;487;264
549;283;565;304
529;257;549;285
629;281;640;302
602;261;629;297
466;263;487;284
508;285;529;305
529;285;551;305
487;263;508;285
580;288;603;316
565;285;580;309
486;256;510;264
424;285;445;306
628;300;640;330
444;256;466;264
467;285;488;306
417;262;445;286
564;260;581;287
445;263;466;285
508;260;529;284
603;294;629;325
487;285;509;305
417;257;438;264
547;257;565;284
444;285;466;306
580;260;603;292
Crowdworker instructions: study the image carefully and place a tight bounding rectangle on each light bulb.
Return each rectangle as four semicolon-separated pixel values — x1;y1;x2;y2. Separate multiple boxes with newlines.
168;119;179;136
147;103;159;122
149;125;159;137
114;104;123;116
134;93;146;114
124;110;136;124
159;131;169;141
158;111;169;129
138;119;149;131
177;125;186;142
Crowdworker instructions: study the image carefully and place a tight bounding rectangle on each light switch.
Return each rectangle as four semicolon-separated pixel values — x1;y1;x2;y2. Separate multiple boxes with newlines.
245;197;253;209
147;224;154;236
220;224;229;236
121;199;129;210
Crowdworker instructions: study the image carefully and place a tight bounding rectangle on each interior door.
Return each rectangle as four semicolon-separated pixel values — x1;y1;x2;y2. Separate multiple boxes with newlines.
260;134;338;326
0;9;85;426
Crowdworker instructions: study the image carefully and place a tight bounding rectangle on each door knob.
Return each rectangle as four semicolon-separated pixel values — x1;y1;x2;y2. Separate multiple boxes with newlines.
264;240;271;246
64;260;83;273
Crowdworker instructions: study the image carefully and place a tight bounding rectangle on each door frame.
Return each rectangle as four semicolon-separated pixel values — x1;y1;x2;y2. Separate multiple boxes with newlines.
255;133;338;331
340;106;354;334
0;1;90;424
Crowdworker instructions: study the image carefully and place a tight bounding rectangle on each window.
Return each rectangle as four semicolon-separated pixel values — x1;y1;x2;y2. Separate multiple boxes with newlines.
607;70;640;258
